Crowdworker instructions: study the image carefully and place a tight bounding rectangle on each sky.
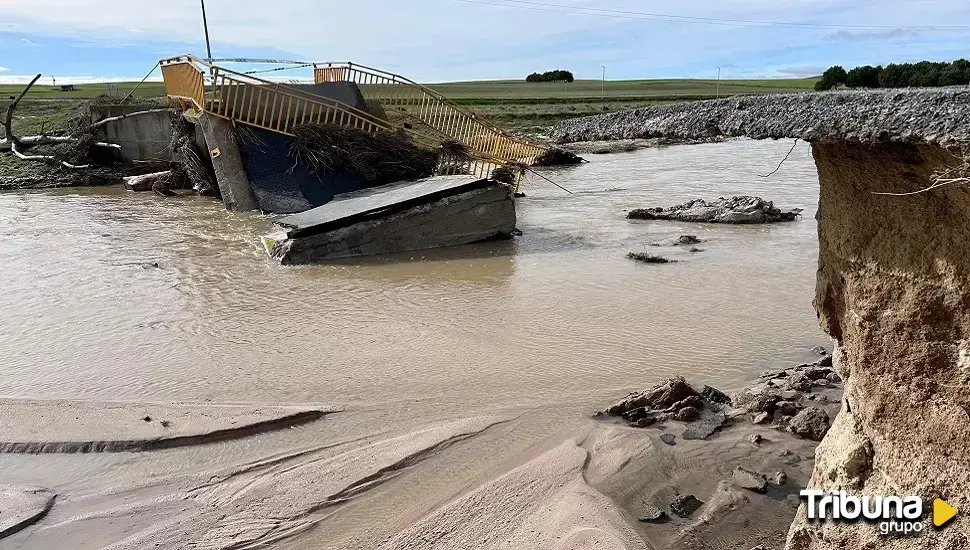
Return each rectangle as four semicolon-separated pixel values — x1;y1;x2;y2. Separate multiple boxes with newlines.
0;0;968;84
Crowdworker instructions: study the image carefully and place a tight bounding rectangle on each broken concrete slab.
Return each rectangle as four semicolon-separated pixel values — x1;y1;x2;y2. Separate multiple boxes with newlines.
267;176;516;264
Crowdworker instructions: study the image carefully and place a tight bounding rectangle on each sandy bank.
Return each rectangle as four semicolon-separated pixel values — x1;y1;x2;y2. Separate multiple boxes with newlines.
0;485;56;539
0;399;332;453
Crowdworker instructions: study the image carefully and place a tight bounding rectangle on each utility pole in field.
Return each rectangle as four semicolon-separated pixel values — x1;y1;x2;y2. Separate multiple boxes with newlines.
601;65;606;100
716;66;721;99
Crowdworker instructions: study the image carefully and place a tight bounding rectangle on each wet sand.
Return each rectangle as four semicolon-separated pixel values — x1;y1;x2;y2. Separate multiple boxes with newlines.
0;400;332;454
0;397;829;549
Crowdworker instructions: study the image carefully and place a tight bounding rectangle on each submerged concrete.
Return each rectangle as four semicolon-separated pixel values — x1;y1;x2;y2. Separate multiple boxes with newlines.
268;176;516;264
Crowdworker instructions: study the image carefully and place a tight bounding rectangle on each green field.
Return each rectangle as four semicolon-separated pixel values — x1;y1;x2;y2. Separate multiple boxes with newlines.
1;76;818;140
427;78;816;136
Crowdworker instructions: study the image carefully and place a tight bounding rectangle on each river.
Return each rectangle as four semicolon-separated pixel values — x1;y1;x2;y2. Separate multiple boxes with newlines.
0;138;827;549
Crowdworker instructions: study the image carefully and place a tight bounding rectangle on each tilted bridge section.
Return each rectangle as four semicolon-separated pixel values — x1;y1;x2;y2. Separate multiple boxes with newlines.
159;55;549;180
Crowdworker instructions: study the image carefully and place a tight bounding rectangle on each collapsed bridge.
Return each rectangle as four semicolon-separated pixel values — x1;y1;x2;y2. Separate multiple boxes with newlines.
159;55;550;213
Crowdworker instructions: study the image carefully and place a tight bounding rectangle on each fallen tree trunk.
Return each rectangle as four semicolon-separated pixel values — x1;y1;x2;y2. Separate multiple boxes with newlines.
84;108;172;133
3;74;41;149
123;171;170;191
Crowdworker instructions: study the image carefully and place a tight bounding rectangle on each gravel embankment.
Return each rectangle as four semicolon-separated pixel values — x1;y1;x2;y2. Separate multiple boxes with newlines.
551;88;970;145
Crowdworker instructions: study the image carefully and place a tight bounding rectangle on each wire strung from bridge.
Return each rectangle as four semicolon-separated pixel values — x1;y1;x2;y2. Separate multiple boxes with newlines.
243;63;315;76
760;139;799;178
121;62;160;104
525;167;573;194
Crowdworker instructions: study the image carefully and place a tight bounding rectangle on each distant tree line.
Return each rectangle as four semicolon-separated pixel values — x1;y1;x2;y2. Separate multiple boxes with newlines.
815;59;970;91
526;70;575;83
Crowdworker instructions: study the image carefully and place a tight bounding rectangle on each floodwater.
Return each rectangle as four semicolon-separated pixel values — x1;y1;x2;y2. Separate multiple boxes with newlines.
0;139;828;548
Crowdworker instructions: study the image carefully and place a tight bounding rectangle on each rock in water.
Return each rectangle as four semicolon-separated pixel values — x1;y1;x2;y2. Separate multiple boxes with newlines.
788;407;831;441
532;148;585;166
628;196;798;224
660;434;677;446
605;377;700;416
675;235;703;245
731;466;769;493
670;494;704;518
627;252;674;264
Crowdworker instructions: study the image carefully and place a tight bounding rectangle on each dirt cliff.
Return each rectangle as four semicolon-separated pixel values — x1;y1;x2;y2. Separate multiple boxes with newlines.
787;141;970;548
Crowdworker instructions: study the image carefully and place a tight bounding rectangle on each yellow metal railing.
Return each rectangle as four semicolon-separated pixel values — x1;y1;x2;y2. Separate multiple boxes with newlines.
160;57;206;109
208;69;392;136
313;62;548;165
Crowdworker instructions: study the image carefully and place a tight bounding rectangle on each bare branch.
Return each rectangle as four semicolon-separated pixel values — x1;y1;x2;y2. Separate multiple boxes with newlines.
3;73;42;146
874;146;970;196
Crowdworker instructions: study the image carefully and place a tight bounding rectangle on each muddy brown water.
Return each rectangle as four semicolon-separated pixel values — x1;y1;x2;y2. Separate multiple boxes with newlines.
0;139;828;548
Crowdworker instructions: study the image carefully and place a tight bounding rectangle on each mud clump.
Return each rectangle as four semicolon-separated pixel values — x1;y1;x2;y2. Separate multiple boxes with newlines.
599;351;842;441
627;252;675;264
532;147;585;166
670;494;704;518
629;196;798;224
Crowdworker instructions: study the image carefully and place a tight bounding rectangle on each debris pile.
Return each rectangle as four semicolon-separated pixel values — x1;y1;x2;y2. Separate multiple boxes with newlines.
628;196;799;224
290;124;439;187
532;147;585;166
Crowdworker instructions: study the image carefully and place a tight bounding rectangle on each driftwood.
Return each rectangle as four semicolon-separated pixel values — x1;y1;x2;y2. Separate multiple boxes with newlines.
84;108;171;133
2;74;41;149
124;171;170;191
2;72;123;169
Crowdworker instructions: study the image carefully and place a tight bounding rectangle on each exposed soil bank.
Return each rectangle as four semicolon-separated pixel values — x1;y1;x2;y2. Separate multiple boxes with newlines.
0;400;331;453
787;141;970;548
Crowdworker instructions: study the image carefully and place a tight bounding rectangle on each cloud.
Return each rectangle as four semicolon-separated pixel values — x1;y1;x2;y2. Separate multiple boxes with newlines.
0;0;967;80
20;37;36;45
778;66;828;78
0;66;7;72
824;28;922;42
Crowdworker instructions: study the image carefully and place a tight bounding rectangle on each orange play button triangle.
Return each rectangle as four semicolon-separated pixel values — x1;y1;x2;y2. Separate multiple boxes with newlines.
934;498;958;527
